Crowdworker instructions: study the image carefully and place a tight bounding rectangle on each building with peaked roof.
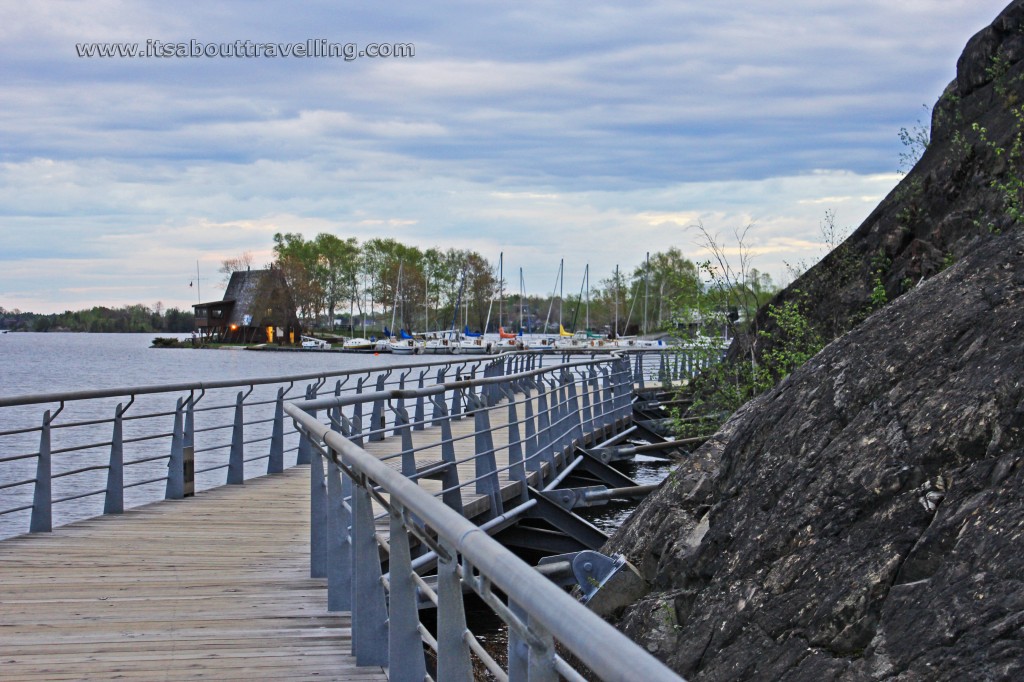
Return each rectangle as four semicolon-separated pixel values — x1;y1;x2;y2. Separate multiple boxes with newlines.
193;267;301;344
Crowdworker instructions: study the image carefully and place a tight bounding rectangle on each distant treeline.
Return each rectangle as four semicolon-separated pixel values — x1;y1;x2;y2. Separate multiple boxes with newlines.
0;304;195;333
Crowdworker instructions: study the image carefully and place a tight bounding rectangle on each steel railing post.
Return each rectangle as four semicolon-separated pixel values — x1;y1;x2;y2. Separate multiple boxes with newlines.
387;506;428;681
527;614;557;682
269;387;285;474
165;397;185;500
600;367;613;429
227;390;245;485
326;454;351;611
502;385;528;503
352;376;365;444
507;599;529;680
182;393;195;497
370;373;386;442
535;382;555;480
393;369;410;436
436;546;473;682
29;410;53;533
394;406;415;476
329;381;343;436
310;438;328;578
103;402;125;514
431;368;446;426
297;384;315;465
351;475;388;665
431;395;463;514
473;395;503;519
566;373;584;451
451;367;463;421
578;371;593;443
552;377;568;460
523;385;540;476
413;369;427;431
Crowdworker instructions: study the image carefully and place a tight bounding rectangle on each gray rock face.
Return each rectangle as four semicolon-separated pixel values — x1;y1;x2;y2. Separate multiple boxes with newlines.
605;5;1024;677
606;226;1024;681
739;0;1024;359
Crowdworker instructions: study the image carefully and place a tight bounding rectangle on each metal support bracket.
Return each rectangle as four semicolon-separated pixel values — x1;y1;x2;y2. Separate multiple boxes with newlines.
536;550;627;605
538;485;608;510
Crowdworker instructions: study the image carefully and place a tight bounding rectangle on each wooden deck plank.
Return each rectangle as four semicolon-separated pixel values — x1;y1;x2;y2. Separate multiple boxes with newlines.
0;383;625;680
0;467;386;682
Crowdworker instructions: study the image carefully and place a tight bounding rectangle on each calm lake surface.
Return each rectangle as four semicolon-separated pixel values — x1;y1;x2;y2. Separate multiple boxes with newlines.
0;333;446;538
0;332;423;397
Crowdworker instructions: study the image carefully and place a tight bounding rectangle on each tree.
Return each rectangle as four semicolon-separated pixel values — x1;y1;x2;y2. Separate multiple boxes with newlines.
693;221;777;365
464;251;498;331
218;251;254;284
272;233;321;325
313;234;359;329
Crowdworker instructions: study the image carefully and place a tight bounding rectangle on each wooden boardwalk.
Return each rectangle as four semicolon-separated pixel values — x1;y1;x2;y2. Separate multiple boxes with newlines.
0;384;625;680
0;467;386;682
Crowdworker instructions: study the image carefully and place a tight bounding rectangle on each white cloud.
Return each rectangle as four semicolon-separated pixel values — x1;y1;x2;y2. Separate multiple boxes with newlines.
0;0;1011;312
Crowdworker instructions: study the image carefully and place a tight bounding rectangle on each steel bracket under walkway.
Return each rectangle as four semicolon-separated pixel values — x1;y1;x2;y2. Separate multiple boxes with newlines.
494;485;610;555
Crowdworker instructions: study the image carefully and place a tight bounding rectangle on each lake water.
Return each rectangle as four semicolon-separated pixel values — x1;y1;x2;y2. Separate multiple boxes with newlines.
0;333;449;538
0;332;424;398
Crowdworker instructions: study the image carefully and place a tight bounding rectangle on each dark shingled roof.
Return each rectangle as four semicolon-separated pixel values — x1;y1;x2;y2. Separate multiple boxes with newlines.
217;268;297;328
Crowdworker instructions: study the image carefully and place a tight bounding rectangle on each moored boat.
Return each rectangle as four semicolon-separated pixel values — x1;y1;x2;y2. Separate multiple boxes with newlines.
341;336;375;352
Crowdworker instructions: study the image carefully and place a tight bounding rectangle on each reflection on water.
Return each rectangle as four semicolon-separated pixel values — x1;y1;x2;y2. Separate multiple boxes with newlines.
578;453;677;533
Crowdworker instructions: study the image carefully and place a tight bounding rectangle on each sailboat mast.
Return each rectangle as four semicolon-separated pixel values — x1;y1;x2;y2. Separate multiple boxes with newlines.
569;265;586;332
543;259;561;335
614;264;620;337
390;262;402;334
585;264;590;332
498;252;503;333
643;252;650;336
559;258;564;330
519;268;524;332
483;255;497;334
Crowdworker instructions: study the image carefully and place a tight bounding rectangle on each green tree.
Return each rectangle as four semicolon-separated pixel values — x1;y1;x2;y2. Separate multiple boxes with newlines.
273;232;322;326
313;233;360;329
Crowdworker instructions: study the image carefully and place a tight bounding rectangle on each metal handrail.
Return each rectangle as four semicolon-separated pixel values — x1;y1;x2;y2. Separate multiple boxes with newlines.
1;347;710;539
287;390;682;681
0;354;525;536
0;354;500;408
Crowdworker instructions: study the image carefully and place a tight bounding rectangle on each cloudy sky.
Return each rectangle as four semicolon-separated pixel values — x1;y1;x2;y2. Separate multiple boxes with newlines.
0;1;1012;313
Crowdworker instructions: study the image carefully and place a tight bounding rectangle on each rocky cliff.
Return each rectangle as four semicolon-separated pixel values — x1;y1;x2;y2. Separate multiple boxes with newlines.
741;0;1024;357
606;4;1024;680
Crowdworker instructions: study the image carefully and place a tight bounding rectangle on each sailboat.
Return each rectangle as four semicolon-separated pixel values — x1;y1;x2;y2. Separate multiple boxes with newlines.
554;265;612;350
489;256;523;352
342;276;375;351
384;263;425;354
422;269;493;354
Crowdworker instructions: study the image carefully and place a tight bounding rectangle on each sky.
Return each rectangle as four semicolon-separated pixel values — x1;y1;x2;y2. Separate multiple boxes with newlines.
0;0;1013;314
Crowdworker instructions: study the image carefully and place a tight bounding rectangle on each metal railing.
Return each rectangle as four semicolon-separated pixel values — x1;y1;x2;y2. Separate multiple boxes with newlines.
0;347;714;539
286;354;683;681
0;354;559;538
